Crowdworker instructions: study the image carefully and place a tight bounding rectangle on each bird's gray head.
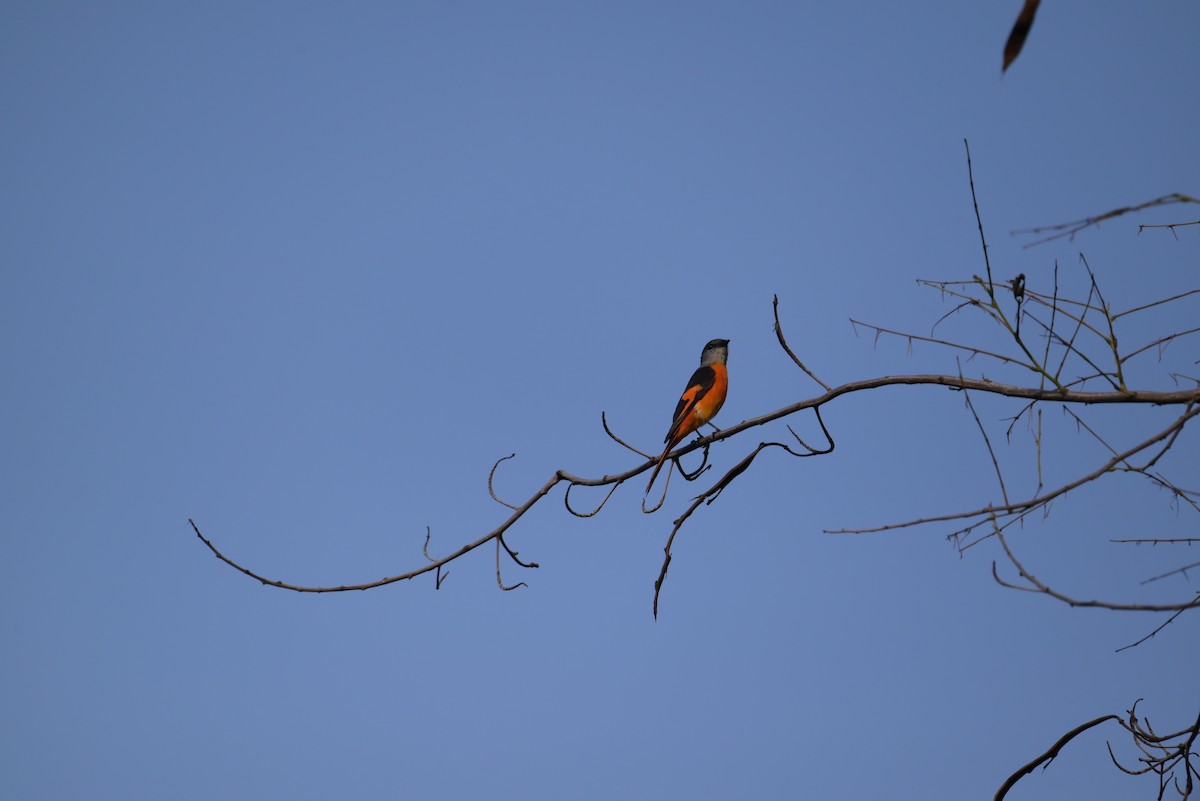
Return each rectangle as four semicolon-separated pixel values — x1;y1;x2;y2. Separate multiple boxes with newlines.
700;338;730;367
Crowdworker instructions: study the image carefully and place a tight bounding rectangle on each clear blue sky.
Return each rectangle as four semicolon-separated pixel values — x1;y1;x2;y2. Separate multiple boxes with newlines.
3;3;1197;799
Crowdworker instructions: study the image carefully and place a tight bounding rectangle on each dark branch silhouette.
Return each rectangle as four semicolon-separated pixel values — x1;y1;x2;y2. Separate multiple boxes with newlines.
188;145;1199;800
996;704;1200;801
995;714;1121;801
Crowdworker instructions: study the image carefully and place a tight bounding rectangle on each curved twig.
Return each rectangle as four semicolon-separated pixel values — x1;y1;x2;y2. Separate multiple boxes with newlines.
489;453;519;509
641;468;670;514
495;536;528;591
995;715;1121;801
929;297;985;339
992;528;1200;613
774;294;832;391
785;405;835;455
498;531;538;570
564;479;620;518
423;527;449;589
676;442;712;481
601;411;649;457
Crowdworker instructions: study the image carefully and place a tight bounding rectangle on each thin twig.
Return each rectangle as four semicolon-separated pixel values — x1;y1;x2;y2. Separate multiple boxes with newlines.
1115;601;1198;653
831;404;1200;537
495;536;528;591
601;411;650;457
488;453;519;510
1012;193;1199;247
774;294;832;391
961;373;1010;506
964;139;995;291
992;528;1200;613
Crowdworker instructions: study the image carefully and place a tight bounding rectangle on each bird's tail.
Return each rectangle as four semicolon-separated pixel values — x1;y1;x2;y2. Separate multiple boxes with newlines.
645;444;672;494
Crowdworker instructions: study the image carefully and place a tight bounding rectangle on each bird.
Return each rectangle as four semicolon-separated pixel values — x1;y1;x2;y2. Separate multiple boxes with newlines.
645;338;730;493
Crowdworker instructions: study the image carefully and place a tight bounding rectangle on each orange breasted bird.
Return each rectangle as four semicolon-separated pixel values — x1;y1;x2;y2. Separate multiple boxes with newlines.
645;338;730;493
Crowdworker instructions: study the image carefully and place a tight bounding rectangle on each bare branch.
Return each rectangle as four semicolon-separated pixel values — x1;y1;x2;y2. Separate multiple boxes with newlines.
1114;289;1200;322
495;536;528;591
601;411;650;458
992;528;1200;613
498;531;538;570
186;146;1200;801
964;139;995;291
1120;326;1200;366
1139;219;1200;237
1012;193;1199;247
653;442;771;618
774;294;832;391
1116;603;1197;653
423;527;448;589
1112;538;1200;545
1140;562;1200;586
995;714;1120;801
851;317;1031;372
831;403;1200;537
999;701;1200;801
961;375;1010;506
489;453;519;510
564;480;620;518
189;463;559;592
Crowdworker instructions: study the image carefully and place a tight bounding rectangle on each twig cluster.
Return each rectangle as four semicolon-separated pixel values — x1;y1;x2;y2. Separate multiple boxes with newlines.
995;701;1200;801
840;144;1200;645
1109;701;1200;801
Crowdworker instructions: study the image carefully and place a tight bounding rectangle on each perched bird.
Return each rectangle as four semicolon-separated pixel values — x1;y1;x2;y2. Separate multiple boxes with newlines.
645;338;730;493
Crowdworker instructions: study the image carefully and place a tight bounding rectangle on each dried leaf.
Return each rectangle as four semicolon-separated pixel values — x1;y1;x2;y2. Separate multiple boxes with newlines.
1003;0;1041;73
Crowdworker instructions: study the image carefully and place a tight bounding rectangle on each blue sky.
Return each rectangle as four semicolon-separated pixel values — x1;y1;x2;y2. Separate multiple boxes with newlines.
3;3;1197;799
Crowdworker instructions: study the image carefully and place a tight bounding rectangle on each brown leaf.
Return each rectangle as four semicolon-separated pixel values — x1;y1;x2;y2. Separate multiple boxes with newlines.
1002;0;1041;72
